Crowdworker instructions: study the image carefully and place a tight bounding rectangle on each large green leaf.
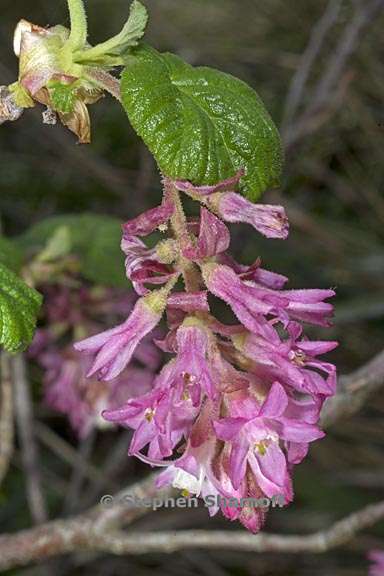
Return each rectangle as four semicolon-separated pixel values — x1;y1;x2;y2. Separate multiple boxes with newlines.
18;214;127;288
0;263;42;353
121;46;283;200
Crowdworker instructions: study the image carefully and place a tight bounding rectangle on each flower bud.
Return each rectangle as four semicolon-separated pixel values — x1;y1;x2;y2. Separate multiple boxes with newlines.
11;19;103;143
3;1;149;142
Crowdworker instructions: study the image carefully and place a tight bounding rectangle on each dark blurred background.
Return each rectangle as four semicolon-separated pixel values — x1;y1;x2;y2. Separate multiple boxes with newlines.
1;1;384;575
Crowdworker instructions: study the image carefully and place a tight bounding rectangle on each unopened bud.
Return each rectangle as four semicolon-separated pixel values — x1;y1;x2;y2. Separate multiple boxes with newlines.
2;1;149;141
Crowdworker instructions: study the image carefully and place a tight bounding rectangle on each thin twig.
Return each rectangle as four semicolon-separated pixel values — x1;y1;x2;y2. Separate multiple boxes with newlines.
282;0;342;129
284;0;384;149
83;430;133;507
35;422;102;484
63;429;97;514
308;0;384;114
321;348;384;427
0;352;14;486
13;354;48;524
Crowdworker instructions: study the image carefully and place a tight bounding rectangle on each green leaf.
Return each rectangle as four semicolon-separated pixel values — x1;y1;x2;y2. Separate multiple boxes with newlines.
74;0;148;66
121;46;283;200
0;263;42;353
0;236;24;272
48;82;77;114
18;214;127;288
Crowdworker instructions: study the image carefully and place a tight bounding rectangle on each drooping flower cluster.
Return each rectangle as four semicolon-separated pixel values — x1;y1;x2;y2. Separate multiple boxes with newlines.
75;171;337;531
30;283;162;437
369;551;384;576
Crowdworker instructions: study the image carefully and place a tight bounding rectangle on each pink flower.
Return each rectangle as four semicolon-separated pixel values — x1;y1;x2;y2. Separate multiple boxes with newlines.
182;208;230;260
29;284;162;436
221;255;289;289
74;292;166;381
202;262;335;331
232;322;337;397
174;169;288;239
208;193;289;239
214;382;323;499
151;402;269;533
121;233;177;295
104;362;199;459
104;323;216;455
122;197;174;237
369;551;384;576
41;348;154;437
175;169;245;196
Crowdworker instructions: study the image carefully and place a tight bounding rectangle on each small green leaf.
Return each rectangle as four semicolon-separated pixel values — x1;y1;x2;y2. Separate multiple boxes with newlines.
121;46;283;200
0;263;42;353
74;0;148;66
48;82;77;114
18;215;127;288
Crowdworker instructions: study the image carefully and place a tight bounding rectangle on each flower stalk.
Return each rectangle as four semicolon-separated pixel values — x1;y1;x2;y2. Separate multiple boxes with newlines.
67;0;88;51
168;182;202;293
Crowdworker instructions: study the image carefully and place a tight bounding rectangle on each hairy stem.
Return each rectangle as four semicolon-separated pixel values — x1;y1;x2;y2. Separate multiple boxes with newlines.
168;181;202;292
67;0;88;51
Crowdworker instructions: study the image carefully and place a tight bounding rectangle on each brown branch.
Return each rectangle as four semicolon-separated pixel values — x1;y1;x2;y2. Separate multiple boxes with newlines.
0;497;383;569
0;353;14;486
96;499;384;555
0;472;174;571
321;348;384;427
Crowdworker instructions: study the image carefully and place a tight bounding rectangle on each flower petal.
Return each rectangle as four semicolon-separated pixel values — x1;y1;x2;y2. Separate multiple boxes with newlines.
213;193;289;239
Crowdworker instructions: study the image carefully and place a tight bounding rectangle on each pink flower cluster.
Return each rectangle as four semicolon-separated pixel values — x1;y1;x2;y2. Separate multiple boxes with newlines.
75;171;337;532
369;551;384;576
30;284;162;437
